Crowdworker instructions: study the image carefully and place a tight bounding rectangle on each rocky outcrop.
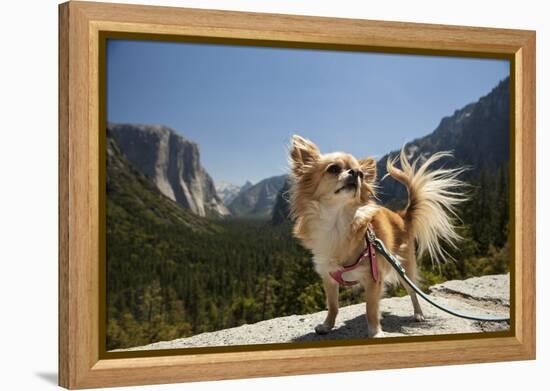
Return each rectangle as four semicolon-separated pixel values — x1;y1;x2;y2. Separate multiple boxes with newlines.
116;274;509;351
108;123;228;217
228;175;287;218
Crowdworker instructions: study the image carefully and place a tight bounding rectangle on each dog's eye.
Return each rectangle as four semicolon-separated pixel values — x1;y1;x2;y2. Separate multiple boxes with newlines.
327;164;341;174
357;170;364;179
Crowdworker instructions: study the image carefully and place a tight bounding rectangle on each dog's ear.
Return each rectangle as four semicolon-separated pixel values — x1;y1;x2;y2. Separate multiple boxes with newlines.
290;135;320;175
359;157;377;183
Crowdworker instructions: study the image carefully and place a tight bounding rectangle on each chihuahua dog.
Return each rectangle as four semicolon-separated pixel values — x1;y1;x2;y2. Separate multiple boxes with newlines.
288;135;465;337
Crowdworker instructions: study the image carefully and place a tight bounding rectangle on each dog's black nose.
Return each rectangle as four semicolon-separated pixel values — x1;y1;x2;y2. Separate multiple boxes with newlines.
346;170;358;184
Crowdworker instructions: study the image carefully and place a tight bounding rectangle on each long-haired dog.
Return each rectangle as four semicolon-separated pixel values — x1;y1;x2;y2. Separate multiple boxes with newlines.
288;135;465;337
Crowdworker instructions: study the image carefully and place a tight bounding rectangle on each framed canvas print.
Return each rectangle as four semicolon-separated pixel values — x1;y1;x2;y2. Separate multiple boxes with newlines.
58;1;536;389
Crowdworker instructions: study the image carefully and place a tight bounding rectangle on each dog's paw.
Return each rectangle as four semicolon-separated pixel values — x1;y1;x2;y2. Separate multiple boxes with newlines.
314;323;333;335
367;326;385;338
369;330;385;338
413;313;426;322
350;217;367;235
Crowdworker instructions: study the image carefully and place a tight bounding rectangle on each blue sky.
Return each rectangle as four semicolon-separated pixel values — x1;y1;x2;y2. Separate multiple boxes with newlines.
107;39;509;186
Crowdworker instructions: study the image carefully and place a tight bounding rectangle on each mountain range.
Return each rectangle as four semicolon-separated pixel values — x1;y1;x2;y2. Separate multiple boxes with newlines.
215;180;253;205
227;175;287;219
107;76;509;223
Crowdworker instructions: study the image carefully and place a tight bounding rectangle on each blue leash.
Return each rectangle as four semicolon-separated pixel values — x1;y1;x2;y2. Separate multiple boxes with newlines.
367;229;510;322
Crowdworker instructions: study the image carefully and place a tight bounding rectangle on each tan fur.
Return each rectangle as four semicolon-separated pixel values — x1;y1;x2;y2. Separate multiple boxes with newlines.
288;135;465;337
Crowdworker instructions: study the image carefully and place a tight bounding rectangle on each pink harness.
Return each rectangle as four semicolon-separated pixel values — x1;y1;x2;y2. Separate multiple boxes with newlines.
329;223;379;286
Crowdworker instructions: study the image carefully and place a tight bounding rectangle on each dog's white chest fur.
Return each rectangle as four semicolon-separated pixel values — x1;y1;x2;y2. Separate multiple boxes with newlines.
308;203;378;276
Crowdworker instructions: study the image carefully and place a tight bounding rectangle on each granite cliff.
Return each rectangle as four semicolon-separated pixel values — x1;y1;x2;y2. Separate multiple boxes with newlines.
108;123;228;217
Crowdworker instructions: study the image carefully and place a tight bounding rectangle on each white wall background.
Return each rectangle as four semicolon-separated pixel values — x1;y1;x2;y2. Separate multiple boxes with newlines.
0;0;546;389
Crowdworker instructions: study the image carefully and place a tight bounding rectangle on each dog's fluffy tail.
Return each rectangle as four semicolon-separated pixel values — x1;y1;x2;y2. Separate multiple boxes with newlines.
386;148;467;264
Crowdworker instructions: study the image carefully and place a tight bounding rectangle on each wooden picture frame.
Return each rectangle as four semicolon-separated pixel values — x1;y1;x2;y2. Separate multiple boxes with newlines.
59;1;536;389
